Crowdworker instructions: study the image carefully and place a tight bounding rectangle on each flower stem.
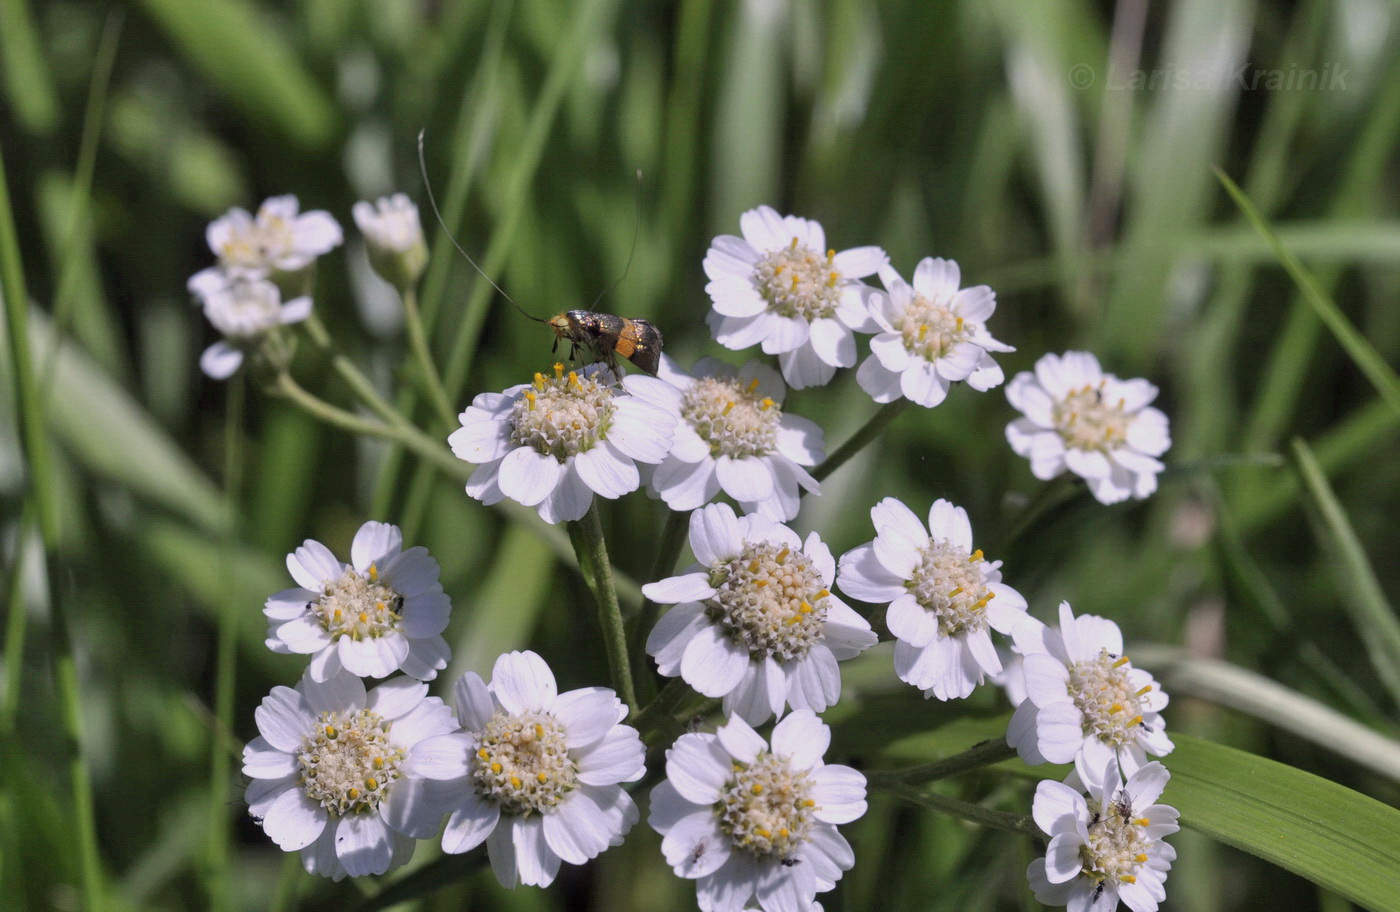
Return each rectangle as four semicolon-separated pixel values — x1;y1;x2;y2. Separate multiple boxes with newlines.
811;399;911;483
875;739;1018;785
996;474;1080;556
633;677;694;737
301;312;410;430
627;508;691;700
871;779;1042;839
400;286;457;431
567;501;638;711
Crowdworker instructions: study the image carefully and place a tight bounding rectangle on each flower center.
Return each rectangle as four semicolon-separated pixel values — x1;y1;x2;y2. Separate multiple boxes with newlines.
1079;791;1155;890
309;563;402;641
716;750;817;861
298;708;403;816
905;542;995;637
706;542;829;662
899;293;976;362
471;710;578;816
508;365;616;462
204;284;284;338
221;216;293;270
1067;648;1152;747
1053;384;1130;452
682;376;781;459
753;238;843;320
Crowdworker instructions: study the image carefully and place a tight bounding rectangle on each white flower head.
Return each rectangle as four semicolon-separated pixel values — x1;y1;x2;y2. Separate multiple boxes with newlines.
189;194;343;297
449;362;680;524
405;651;645;889
1028;756;1179;912
649;710;865;912
648;357;822;521
705;205;887;389
836;498;1029;701
1006;352;1171;504
353;193;428;289
197;277;312;380
857;258;1013;407
1007;602;1173;778
644;503;878;725
242;670;457;880
265;521;452;682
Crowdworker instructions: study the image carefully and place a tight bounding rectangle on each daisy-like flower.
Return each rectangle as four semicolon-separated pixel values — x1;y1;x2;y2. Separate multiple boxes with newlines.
404;651;644;888
856;258;1012;407
1028;756;1179;912
1005;352;1171;504
1007;602;1172;778
648;358;822;521
835;498;1028;701
189;195;343;297
197;277;312;380
242;670;457;880
644;503;878;724
705;205;886;389
265;521;452;682
353;193;428;290
649;710;864;912
449;362;679;524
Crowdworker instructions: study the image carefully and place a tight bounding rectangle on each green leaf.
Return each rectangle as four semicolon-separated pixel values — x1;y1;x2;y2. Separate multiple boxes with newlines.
1168;735;1400;912
1215;167;1400;420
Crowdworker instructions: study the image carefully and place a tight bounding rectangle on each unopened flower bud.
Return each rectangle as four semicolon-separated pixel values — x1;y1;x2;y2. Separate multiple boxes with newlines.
353;194;428;292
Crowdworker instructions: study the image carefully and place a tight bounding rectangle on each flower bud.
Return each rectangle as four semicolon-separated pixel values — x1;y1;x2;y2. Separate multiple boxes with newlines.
353;194;428;292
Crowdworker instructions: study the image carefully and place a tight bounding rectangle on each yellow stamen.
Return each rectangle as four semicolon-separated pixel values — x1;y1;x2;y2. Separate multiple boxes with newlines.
826;249;835;262
755;579;768;587
918;324;928;340
1117;397;1126;410
779;827;790;838
723;401;735;415
956;316;964;331
373;757;384;770
790;274;800;290
760;397;774;410
1135;684;1153;696
815;589;830;599
332;608;342;621
365;777;378;790
969;549;984;563
554;362;564;378
776;548;789;564
568;370;580;388
325;726;337;739
752;784;764;795
368;563;378;581
790;237;799;249
1126;715;1144;728
1113;656;1131;668
358;612;368;624
1134;817;1150;827
1109;703;1124;714
534;371;545;389
1135;854;1148;863
376;601;386;613
748;560;760;573
491;762;502;774
948;587;964;597
478;748;489;760
347;787;360;800
774;265;784;276
510;776;522;789
537;772;548;783
801;799;815;808
1121;875;1137;884
748;378;761;393
525;390;537;411
535;724;544;738
799;601;813;614
756;828;771;838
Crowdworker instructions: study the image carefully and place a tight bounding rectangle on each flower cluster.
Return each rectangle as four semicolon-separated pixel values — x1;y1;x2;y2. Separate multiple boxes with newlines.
217;197;1179;911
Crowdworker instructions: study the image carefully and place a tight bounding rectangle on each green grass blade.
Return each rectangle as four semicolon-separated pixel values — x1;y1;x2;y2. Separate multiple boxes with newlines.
134;0;337;150
1168;735;1400;912
0;0;59;134
1216;168;1400;419
1289;437;1400;706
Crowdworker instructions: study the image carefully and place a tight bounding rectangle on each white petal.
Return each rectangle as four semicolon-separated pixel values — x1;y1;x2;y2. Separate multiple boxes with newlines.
350;522;403;573
661;811;729;878
552;687;623;749
691;502;743;566
870;332;911;372
715;455;775;503
288;540;342;591
857;355;903;403
778;343;837;389
900;359;950;408
871;497;929;549
665;733;732;805
255;686;313;752
887;593;939;647
575;726;646;786
642;572;716;604
835;543;907;601
810;764;867;824
807;318;856;368
770;710;829;770
490;650;558;714
536;463;594;523
406;733;474;779
512;815;560;887
575;443;641;498
262;787;326;851
681;625;750;697
497;447;564;507
200;342;243;379
338;634;410;679
441;791;500;854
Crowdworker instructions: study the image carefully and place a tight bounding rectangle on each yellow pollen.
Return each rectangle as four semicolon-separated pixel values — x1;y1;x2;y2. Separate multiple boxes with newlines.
525;390;537;411
760;397;774;410
790;274;800;290
790;237;799;249
799;601;813;614
1126;715;1145;729
368;563;378;581
1135;817;1150;826
510;776;522;789
749;560;761;573
1109;703;1124;714
969;550;984;563
324;726;337;738
534;724;544;738
1135;854;1148;863
785;615;802;625
1136;685;1153;696
358;612;368;624
333;608;342;621
491;762;502;774
756;827;771;838
1121;875;1137;884
779;827;790;838
956;316;964;331
373;757;384;770
478;748;489;760
376;601;385;612
827;270;839;286
815;589;830;599
534;372;545;389
801;799;815;807
755;579;768;587
776;548;789;564
917;324;928;340
1113;656;1131;668
365;777;378;790
774;265;784;276
748;378;761;393
723;401;735;415
826;249;835;262
347;787;360;799
537;772;548;783
752;784;763;795
948;587;964;597
1118;398;1126;410
554;362;564;378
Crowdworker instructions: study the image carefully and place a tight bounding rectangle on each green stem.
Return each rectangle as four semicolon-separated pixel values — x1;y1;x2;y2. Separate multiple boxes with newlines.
301;312;408;430
567;501;637;711
0;147;105;909
632;677;694;736
871;779;1042;839
0;504;32;733
400;286;456;431
873;739;1018;786
627;508;691;699
206;376;243;912
996;475;1079;556
811;399;911;484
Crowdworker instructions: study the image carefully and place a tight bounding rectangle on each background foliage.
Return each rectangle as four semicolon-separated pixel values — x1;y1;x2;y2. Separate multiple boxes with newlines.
2;0;1399;909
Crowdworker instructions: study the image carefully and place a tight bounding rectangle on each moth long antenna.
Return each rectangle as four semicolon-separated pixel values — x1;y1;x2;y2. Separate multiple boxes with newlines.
590;168;644;310
417;129;544;322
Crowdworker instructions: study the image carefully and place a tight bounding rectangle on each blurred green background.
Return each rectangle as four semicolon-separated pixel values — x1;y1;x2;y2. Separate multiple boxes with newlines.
2;0;1399;909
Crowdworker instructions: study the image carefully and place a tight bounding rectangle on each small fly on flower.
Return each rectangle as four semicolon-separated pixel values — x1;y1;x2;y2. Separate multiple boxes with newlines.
418;132;663;375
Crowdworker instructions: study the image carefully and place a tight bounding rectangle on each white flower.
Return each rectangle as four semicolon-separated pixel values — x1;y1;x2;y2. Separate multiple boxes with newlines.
644;503;878;725
1005;352;1171;504
449;363;679;524
856;258;1013;407
197;278;312;379
649;711;864;912
704;205;886;389
242;670;457;880
353;193;428;289
647;357;822;521
1028;756;1179;912
1007;602;1172;778
835;498;1028;701
405;651;645;888
265;521;452;682
188;195;343;297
